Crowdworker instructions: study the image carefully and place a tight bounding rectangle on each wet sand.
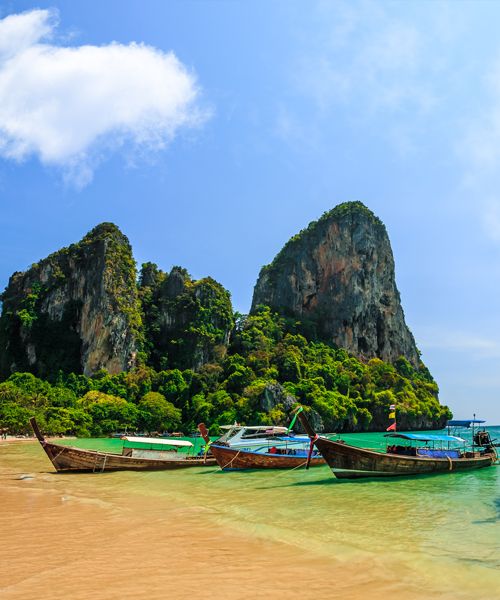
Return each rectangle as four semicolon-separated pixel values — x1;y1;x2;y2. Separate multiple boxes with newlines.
1;440;498;599
0;443;408;600
0;483;400;600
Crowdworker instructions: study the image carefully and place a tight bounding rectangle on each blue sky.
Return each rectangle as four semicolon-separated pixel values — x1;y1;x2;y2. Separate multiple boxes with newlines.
1;0;500;423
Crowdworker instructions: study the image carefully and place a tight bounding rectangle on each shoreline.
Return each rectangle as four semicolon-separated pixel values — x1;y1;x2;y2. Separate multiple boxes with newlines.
1;439;498;600
0;472;441;600
0;435;77;444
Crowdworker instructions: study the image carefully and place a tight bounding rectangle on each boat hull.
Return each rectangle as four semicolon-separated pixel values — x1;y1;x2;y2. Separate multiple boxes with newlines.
210;444;325;470
39;441;217;472
315;438;494;479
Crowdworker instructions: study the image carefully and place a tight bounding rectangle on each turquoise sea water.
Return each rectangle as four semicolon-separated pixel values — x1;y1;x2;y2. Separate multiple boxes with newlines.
2;427;499;598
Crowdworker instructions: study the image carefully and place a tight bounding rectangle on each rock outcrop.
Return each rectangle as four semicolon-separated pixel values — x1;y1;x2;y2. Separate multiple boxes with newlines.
139;264;234;371
251;202;420;366
0;223;140;378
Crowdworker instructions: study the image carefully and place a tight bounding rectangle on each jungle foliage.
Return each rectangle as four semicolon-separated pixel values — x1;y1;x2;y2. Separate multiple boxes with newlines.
0;305;451;436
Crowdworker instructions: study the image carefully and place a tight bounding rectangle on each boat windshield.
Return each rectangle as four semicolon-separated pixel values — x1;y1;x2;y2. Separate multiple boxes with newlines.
218;425;290;443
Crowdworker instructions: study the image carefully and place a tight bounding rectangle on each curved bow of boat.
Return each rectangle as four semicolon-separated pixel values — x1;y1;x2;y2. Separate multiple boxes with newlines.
30;416;46;444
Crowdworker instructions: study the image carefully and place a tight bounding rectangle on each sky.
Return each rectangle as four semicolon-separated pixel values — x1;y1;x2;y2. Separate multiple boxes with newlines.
1;0;500;423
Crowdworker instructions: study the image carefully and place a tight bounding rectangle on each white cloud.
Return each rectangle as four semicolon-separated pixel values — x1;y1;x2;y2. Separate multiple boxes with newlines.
458;55;500;172
419;328;500;359
479;198;500;242
0;8;56;59
295;3;439;117
456;57;500;242
0;9;206;187
277;1;461;156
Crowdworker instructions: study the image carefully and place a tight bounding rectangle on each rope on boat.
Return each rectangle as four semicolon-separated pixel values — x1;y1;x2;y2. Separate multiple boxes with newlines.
220;449;242;470
446;456;453;471
52;448;66;463
272;459;310;477
93;452;107;473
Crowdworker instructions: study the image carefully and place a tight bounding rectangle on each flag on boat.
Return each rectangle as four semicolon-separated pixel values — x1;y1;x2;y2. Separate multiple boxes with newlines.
386;422;397;432
389;411;396;419
389;404;396;410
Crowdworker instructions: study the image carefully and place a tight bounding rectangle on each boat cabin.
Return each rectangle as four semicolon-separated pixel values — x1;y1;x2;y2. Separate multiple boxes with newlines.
120;436;194;460
217;425;309;446
214;425;311;453
384;433;467;459
218;425;290;443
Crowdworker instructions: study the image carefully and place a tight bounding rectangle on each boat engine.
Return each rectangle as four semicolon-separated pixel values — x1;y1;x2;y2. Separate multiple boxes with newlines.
473;430;495;451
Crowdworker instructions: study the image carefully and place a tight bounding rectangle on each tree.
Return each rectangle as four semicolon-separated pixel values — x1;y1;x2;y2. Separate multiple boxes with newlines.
138;392;181;433
78;391;138;435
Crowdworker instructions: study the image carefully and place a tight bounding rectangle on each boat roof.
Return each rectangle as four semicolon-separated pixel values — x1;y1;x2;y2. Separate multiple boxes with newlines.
219;425;289;433
447;420;485;426
121;436;193;447
384;433;465;443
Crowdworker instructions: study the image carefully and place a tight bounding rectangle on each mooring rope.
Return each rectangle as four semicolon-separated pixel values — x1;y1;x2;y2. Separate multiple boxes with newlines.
220;449;242;470
271;459;311;477
52;448;66;461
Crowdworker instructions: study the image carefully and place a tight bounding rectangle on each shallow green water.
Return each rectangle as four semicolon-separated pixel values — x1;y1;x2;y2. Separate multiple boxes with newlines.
5;427;500;598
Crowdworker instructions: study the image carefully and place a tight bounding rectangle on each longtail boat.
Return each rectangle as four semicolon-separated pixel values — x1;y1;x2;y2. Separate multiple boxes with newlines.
198;422;324;470
30;417;216;472
296;410;497;479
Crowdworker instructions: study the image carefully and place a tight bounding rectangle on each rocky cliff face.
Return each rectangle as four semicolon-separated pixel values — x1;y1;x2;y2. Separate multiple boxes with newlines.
139;264;234;371
0;223;141;378
251;202;420;366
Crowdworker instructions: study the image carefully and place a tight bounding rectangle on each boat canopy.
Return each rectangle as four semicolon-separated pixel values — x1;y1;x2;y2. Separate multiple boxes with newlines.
447;420;485;427
384;433;465;443
121;436;193;447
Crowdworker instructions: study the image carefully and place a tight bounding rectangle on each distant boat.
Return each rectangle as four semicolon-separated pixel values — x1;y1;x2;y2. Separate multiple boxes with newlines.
296;410;497;479
30;418;216;472
446;419;486;428
198;422;324;470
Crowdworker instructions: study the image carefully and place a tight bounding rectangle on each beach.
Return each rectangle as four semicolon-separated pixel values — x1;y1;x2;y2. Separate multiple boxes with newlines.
1;435;499;600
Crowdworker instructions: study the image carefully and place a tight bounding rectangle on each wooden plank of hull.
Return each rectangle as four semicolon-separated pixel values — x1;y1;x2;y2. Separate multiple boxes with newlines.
210;444;325;470
40;442;217;472
315;438;494;479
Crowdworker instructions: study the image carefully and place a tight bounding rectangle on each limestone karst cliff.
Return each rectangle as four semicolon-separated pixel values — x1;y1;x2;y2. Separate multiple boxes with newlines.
251;201;420;366
0;213;451;433
139;263;234;371
0;223;141;378
0;226;235;378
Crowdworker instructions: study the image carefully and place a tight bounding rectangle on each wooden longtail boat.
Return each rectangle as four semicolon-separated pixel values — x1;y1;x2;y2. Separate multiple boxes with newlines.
30;417;216;473
198;422;324;470
296;411;497;479
208;443;324;470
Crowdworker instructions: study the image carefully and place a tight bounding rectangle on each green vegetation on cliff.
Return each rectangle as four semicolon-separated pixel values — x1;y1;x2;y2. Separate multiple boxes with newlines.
139;264;234;371
0;222;141;378
0;216;451;435
0;305;450;435
261;201;384;277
